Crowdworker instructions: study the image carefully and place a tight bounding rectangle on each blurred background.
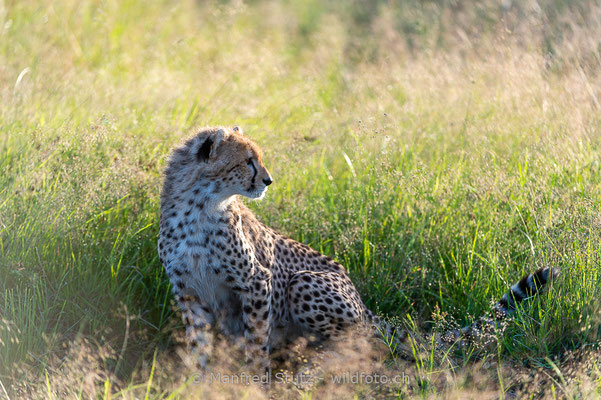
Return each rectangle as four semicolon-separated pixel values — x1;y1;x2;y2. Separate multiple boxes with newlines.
1;0;601;398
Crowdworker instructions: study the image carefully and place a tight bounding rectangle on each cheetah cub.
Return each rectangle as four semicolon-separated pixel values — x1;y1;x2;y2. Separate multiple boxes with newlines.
158;126;557;369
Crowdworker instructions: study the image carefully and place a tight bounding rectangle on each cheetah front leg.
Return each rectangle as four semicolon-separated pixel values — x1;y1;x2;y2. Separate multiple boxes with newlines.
175;293;215;369
239;266;273;371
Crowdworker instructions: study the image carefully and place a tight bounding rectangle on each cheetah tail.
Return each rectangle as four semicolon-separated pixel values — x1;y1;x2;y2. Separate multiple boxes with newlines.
448;266;560;343
493;266;559;316
367;267;559;352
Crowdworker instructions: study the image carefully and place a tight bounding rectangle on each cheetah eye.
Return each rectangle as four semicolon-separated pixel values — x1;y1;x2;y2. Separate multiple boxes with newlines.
247;158;257;177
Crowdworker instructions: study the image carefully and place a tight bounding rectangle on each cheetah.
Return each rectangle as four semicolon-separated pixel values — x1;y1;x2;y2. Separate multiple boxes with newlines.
158;126;558;369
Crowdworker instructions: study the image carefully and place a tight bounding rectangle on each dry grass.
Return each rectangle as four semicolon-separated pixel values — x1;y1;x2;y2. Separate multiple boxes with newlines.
2;0;601;398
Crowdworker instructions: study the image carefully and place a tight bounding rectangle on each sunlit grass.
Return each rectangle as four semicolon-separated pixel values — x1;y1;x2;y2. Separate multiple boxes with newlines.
1;0;601;398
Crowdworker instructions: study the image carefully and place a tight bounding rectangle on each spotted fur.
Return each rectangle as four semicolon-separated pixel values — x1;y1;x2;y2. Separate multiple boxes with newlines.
158;126;558;369
446;266;559;343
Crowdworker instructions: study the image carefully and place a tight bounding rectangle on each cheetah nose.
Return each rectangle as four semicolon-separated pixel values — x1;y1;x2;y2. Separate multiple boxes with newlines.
263;177;273;186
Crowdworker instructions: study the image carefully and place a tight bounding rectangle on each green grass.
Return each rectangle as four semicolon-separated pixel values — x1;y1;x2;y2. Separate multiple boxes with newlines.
2;0;601;398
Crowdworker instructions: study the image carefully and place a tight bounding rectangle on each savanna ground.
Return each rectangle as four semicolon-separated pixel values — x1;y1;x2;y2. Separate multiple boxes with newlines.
1;0;601;398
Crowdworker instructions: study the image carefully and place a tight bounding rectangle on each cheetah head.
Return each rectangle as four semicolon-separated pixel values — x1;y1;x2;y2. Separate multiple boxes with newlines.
166;126;273;202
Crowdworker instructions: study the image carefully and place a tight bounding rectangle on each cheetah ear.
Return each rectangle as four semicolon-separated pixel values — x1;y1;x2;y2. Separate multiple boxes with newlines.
232;126;243;135
197;129;226;162
209;128;226;161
